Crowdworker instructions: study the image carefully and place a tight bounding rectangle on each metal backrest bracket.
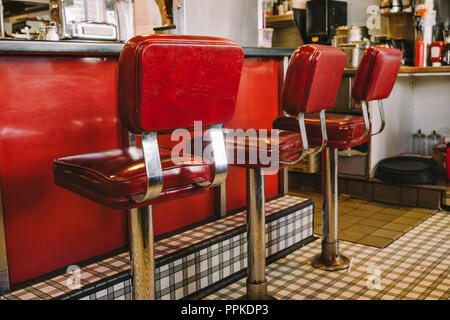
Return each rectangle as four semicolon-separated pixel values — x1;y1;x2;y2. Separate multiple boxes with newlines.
371;99;386;136
279;112;309;165
195;124;228;188
309;109;328;156
131;131;163;203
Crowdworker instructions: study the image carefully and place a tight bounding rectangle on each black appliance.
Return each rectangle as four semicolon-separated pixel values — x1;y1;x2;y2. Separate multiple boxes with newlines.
433;0;450;41
305;0;347;45
435;0;449;30
293;8;308;44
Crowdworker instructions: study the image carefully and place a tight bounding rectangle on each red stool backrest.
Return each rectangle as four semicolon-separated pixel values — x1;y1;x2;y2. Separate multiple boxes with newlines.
118;35;244;134
282;45;347;116
352;47;403;102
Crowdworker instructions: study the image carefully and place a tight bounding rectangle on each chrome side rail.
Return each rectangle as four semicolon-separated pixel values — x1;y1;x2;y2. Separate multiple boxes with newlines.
371;99;386;136
196;124;228;188
131;131;163;203
279;112;309;165
308;109;328;156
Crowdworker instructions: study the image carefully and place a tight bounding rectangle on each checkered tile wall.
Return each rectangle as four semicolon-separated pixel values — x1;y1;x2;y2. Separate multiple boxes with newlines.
0;195;313;300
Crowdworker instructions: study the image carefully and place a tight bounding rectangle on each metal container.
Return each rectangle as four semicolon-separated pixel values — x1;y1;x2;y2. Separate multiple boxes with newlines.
380;0;391;14
0;0;4;38
49;0;118;40
339;40;370;68
289;147;322;174
45;22;59;40
115;0;135;42
412;129;426;155
332;25;369;48
338;149;368;177
391;0;403;13
173;0;260;47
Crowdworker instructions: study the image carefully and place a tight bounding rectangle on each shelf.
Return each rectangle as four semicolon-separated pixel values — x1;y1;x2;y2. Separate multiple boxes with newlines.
266;13;295;28
4;0;48;3
3;0;49;19
371;176;450;192
381;11;413;17
344;65;450;76
290;170;450;192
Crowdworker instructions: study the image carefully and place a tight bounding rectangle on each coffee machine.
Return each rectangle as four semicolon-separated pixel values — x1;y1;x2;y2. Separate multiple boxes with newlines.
303;0;347;45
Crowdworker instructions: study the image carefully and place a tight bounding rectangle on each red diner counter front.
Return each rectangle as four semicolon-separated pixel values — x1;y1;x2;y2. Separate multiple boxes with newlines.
0;40;294;285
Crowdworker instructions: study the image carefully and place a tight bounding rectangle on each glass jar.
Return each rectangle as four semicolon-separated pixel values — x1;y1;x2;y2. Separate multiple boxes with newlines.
427;130;442;156
412;129;426;154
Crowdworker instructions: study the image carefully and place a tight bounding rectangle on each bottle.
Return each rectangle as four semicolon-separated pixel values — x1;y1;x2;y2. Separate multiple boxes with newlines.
445;31;450;65
430;41;445;66
273;1;278;15
277;0;285;15
446;143;450;181
427;130;442;156
415;35;425;67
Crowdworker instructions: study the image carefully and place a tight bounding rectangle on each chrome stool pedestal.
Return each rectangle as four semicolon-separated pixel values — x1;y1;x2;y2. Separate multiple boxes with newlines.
239;168;276;300
311;148;350;271
129;206;155;300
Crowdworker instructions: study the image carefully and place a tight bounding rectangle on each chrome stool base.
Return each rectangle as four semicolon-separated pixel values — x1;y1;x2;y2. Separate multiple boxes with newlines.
311;253;350;271
238;282;277;300
240;168;277;300
312;148;349;272
129;206;155;300
312;241;350;271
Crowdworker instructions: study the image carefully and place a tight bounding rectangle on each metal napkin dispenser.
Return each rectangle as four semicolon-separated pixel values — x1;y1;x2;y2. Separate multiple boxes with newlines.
50;0;118;41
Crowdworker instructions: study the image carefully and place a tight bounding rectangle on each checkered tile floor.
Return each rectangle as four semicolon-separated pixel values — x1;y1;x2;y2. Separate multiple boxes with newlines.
0;195;311;300
206;209;449;300
298;190;438;248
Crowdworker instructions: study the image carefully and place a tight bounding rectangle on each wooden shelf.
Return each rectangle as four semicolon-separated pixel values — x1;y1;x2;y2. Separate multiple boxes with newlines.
371;176;450;192
381;11;413;17
266;13;295;28
289;170;447;209
344;65;450;76
290;169;450;192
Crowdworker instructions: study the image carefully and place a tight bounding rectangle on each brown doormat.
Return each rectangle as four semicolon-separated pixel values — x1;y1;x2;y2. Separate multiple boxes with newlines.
290;190;437;248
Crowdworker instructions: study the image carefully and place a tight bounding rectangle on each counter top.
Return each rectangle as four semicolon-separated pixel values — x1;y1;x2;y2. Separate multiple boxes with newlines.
3;40;449;74
344;65;450;76
0;39;295;57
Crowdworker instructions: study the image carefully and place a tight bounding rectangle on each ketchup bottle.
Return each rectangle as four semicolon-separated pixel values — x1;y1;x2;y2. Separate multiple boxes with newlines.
415;36;425;67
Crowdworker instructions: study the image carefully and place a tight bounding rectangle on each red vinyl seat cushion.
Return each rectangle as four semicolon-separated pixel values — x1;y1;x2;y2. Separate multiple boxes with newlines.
273;113;370;149
223;130;304;168
53;147;213;210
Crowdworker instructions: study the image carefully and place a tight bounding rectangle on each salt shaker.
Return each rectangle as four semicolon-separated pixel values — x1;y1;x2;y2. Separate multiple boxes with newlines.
45;22;59;41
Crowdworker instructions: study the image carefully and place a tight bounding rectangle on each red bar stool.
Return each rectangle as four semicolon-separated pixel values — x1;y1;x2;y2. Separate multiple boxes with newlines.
274;47;403;270
53;35;244;299
225;45;347;299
